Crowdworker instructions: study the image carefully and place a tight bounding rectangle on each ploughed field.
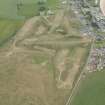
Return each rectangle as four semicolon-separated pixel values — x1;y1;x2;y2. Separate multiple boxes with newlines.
0;6;92;105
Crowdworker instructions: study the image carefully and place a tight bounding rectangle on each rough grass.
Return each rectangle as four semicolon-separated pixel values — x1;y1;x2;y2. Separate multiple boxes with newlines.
0;44;90;105
95;40;105;48
18;0;59;18
71;71;105;105
0;19;24;46
0;50;69;105
55;46;89;89
0;0;18;18
0;3;92;105
21;0;59;8
0;0;59;18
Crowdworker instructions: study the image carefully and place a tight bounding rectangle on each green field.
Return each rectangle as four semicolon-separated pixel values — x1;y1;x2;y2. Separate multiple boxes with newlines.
95;40;105;48
0;19;24;46
0;3;92;104
0;0;17;18
21;0;59;7
18;0;59;17
71;71;105;105
0;0;59;18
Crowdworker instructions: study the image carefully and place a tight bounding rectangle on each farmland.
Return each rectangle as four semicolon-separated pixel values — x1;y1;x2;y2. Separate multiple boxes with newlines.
0;0;101;105
0;19;24;46
0;1;92;105
0;0;59;18
0;0;18;19
0;0;60;46
18;0;59;18
95;40;105;48
71;71;105;105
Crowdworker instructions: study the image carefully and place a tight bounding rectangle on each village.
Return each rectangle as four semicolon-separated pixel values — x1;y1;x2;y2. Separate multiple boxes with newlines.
69;0;105;73
87;47;105;72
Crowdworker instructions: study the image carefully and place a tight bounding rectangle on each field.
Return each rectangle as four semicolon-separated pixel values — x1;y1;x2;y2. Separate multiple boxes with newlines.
71;70;105;105
18;0;59;18
0;18;24;46
0;0;59;19
95;39;105;48
0;5;92;104
0;0;20;19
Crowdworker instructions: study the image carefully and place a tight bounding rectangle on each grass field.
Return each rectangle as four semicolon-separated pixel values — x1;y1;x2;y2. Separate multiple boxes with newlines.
0;19;24;46
0;0;18;18
0;0;104;105
0;7;92;105
0;43;90;105
0;0;59;18
0;1;92;105
95;40;105;48
21;0;59;7
18;0;59;18
71;71;105;105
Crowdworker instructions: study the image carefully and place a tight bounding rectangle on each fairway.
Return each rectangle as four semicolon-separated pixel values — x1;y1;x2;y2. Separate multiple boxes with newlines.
71;71;105;105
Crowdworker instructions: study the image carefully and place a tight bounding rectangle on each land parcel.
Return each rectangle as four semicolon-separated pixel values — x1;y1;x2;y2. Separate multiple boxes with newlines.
0;6;91;105
18;0;59;18
71;71;105;105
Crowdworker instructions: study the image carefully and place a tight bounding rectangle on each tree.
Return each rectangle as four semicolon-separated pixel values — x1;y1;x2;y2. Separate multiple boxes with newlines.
17;0;23;10
37;0;47;12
